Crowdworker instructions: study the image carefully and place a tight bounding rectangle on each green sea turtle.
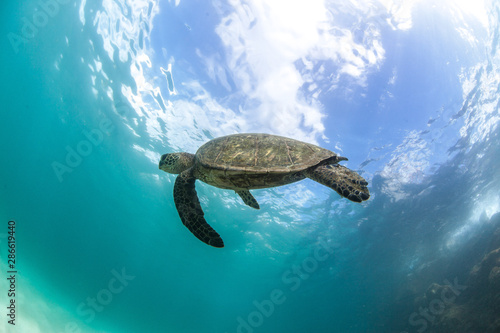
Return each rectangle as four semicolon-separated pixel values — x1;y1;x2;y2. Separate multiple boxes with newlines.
159;133;369;248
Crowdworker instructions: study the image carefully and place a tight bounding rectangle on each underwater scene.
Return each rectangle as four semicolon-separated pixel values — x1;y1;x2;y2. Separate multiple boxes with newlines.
1;0;500;332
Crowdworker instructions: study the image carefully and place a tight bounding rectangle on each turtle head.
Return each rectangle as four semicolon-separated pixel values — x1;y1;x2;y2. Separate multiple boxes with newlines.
159;152;195;174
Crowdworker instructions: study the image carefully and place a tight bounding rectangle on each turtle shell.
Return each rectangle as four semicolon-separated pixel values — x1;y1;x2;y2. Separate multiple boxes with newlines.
195;133;338;174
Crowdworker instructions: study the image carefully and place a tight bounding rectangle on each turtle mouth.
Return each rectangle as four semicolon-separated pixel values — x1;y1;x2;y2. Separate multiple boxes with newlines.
159;154;168;169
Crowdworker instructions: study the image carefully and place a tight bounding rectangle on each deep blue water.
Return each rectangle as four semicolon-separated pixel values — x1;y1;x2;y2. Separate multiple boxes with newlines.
1;1;500;332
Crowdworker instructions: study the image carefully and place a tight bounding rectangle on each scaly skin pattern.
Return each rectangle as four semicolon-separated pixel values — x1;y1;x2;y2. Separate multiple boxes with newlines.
173;168;224;247
236;190;260;209
304;164;370;202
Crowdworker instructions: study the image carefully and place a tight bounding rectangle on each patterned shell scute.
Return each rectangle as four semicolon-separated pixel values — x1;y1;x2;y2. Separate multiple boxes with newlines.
196;133;336;173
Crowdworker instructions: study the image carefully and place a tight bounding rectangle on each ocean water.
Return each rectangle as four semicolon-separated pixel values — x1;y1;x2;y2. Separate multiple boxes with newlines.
1;0;499;332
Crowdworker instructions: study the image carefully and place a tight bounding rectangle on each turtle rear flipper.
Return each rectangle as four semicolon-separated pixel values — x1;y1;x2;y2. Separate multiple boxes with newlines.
174;169;224;248
306;164;370;202
236;190;260;209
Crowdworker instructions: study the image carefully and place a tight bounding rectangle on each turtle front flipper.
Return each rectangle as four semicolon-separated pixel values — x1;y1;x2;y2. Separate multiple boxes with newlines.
174;168;224;248
306;164;370;202
236;190;260;209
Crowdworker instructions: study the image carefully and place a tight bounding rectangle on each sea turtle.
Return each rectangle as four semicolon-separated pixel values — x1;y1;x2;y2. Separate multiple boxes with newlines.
159;133;369;248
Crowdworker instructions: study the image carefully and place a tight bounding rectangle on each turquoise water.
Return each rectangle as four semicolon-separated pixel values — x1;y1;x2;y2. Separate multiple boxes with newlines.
1;0;500;332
